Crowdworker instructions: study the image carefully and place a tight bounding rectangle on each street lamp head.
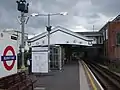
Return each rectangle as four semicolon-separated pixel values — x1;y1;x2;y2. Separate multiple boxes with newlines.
60;12;68;16
20;0;26;2
30;13;39;17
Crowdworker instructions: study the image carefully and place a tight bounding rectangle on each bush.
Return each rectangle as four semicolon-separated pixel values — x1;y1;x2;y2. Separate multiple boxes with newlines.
108;58;120;73
17;53;21;69
17;49;31;69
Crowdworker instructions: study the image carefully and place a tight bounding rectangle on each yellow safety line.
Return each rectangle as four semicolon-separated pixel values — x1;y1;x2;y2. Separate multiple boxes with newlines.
82;61;97;90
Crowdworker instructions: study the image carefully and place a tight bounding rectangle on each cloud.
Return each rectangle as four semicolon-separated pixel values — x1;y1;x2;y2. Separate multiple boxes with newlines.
0;0;119;35
91;0;120;16
73;25;88;32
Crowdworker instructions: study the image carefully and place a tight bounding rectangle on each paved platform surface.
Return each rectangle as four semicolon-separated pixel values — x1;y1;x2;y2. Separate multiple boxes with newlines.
79;61;90;90
32;61;90;90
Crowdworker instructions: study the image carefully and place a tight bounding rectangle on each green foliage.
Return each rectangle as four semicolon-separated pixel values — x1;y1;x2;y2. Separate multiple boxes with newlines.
17;53;21;69
17;48;32;69
97;56;120;73
108;60;120;73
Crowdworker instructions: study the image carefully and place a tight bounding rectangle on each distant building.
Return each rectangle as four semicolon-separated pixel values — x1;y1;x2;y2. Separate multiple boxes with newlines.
76;14;120;60
99;15;120;60
3;29;29;53
76;31;103;59
76;31;103;45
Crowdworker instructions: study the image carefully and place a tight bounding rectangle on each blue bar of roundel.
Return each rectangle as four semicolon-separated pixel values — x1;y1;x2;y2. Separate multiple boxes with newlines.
1;56;16;61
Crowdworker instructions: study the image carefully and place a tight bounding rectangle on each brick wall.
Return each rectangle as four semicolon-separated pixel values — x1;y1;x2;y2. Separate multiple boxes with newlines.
108;22;120;60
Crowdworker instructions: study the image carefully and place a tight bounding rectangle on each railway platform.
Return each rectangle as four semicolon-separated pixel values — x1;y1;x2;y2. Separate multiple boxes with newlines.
31;60;103;90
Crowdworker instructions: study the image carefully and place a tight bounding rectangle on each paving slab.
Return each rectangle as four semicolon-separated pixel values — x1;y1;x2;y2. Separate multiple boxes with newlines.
30;61;90;90
34;61;79;90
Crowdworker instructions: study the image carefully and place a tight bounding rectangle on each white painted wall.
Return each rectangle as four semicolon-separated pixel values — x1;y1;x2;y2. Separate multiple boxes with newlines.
0;32;17;78
86;36;97;44
3;30;29;53
106;29;108;39
103;29;108;41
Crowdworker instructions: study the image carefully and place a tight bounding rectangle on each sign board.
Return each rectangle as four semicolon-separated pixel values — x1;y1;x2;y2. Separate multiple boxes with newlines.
32;46;48;73
0;32;17;78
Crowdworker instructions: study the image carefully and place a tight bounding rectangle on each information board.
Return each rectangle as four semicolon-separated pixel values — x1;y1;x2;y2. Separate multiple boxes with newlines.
32;46;48;73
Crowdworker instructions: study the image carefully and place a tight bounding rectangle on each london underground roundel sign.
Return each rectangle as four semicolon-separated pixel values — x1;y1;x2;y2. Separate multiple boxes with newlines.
1;46;16;71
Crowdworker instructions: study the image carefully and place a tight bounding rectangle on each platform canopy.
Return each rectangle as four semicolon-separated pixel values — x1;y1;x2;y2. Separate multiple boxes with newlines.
29;26;93;46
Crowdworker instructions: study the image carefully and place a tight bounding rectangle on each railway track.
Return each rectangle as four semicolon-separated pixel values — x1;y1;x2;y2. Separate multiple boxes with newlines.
85;60;120;90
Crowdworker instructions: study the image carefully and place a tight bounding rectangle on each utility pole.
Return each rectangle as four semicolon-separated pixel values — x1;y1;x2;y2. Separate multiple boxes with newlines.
21;12;25;69
46;14;52;71
16;0;29;70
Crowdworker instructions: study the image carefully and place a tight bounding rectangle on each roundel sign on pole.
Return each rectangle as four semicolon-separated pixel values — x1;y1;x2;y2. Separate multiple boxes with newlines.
1;46;16;71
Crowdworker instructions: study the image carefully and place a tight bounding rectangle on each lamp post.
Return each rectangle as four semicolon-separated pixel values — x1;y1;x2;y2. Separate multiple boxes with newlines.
31;12;68;71
16;0;29;70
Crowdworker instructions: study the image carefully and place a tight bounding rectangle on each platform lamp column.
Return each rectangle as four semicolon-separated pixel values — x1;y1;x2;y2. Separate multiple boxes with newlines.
46;14;52;71
30;12;68;72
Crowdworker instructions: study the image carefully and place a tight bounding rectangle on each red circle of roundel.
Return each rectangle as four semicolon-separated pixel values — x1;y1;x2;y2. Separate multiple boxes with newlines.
3;46;16;71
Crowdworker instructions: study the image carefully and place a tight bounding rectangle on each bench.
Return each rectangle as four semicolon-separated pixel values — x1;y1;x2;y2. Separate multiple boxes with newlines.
0;71;37;90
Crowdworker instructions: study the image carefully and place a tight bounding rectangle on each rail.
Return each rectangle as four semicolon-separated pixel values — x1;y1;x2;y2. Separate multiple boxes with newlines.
85;60;120;90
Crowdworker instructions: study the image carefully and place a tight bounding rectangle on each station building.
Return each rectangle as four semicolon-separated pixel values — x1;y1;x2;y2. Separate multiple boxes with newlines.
28;26;93;72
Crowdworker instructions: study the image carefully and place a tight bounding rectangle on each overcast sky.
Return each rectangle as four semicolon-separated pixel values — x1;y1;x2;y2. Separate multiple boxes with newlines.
0;0;120;35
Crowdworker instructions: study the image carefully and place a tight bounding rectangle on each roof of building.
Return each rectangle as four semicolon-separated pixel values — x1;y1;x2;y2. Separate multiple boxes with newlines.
29;26;93;42
76;31;102;36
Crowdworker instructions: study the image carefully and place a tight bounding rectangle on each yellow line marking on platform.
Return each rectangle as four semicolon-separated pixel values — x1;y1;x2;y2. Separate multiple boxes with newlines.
82;61;97;90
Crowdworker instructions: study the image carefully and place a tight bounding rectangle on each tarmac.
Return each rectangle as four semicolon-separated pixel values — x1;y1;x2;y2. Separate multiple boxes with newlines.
30;61;90;90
